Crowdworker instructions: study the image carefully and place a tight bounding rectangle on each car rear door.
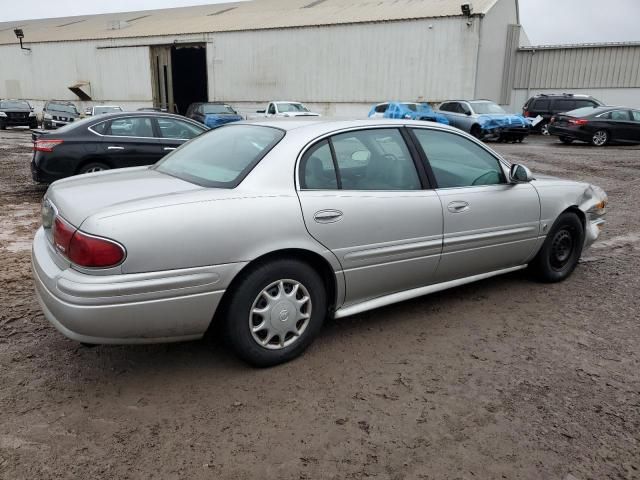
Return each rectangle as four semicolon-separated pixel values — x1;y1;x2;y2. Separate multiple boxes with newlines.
411;127;540;282
103;116;163;168
296;127;444;307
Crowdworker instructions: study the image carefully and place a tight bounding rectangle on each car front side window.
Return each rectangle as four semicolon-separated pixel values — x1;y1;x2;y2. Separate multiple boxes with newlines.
631;111;640;122
412;129;506;188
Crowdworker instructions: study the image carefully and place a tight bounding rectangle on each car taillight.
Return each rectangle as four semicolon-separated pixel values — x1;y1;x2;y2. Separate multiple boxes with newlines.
523;110;530;117
569;119;589;126
53;215;125;268
34;139;64;152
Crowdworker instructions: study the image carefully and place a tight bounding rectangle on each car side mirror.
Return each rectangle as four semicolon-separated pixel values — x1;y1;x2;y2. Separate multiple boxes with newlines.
465;110;472;116
256;109;265;113
510;164;533;183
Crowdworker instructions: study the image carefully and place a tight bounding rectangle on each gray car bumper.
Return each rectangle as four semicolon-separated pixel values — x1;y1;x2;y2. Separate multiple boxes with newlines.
31;227;241;344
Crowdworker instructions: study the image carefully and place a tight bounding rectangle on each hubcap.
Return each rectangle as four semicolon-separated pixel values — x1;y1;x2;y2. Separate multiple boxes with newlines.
593;131;607;146
249;279;311;350
85;166;104;173
541;123;550;135
550;229;574;271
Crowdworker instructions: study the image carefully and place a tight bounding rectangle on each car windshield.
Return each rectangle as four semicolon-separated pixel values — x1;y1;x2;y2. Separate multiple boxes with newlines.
0;100;30;109
566;106;599;117
470;102;506;115
277;103;309;113
155;125;285;188
202;104;236;114
94;106;123;115
48;103;78;114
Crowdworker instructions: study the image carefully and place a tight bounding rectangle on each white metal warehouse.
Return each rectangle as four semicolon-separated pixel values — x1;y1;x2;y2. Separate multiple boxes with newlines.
0;0;525;116
1;0;639;115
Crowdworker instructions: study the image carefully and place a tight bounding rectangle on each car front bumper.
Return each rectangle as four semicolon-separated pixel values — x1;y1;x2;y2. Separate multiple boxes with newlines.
32;227;243;344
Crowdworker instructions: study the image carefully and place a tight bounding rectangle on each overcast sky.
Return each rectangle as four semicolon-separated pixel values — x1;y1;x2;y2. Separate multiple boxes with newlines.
1;0;638;46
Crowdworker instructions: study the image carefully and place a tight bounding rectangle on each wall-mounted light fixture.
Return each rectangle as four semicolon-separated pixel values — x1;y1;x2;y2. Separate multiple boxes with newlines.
14;28;31;51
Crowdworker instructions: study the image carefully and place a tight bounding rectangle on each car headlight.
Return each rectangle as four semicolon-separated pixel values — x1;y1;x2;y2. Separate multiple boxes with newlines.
586;184;608;216
29;112;36;117
44;113;53;119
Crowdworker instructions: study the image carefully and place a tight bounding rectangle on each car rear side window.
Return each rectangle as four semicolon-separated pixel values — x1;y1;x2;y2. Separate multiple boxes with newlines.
300;140;338;189
157;118;204;139
108;117;154;137
610;110;630;121
331;129;421;190
155;125;284;188
532;99;549;111
412;129;506;188
90;121;108;135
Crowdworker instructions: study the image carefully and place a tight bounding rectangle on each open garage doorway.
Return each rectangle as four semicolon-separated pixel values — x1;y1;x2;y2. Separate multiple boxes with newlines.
150;43;208;114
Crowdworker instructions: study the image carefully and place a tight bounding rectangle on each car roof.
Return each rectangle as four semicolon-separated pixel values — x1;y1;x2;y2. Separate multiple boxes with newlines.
86;111;199;121
237;117;460;133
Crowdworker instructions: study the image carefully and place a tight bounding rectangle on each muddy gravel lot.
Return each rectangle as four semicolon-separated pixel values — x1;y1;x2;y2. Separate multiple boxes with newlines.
0;128;638;480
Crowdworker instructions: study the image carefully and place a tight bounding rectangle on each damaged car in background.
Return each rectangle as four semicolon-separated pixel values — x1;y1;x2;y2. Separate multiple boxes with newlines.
438;100;530;142
368;102;450;125
31;119;607;367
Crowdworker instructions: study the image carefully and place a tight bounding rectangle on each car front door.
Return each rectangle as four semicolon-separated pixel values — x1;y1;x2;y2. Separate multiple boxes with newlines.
297;127;444;307
411;127;540;282
102;116;163;168
267;103;277;117
156;117;206;155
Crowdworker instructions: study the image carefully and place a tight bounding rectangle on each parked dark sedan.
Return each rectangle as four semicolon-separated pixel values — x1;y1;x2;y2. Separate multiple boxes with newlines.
0;99;38;129
31;112;208;183
549;106;640;146
185;102;243;128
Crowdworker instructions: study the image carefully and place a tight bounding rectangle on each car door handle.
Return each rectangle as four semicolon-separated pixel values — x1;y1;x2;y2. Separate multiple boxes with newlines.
163;147;177;151
313;209;343;223
107;146;125;150
447;201;470;213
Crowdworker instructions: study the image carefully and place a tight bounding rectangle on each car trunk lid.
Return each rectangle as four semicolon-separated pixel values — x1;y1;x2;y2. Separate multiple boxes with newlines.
46;167;205;227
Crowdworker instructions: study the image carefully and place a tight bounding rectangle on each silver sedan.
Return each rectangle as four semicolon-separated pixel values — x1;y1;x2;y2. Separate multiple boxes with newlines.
32;119;608;366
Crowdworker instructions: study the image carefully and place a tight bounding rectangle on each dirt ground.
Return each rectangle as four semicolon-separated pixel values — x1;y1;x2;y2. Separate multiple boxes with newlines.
0;128;638;480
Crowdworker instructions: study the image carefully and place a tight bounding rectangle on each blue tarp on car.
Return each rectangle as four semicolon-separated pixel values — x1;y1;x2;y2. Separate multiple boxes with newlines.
476;114;529;132
370;102;450;125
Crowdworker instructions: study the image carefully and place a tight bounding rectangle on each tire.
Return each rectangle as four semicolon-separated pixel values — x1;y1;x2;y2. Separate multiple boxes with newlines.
470;125;482;139
559;136;573;144
529;212;584;283
539;122;550;135
78;162;110;175
223;259;327;367
590;130;609;147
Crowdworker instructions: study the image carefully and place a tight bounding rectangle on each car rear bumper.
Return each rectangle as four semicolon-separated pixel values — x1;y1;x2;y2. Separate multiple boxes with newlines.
548;125;591;141
32;227;243;344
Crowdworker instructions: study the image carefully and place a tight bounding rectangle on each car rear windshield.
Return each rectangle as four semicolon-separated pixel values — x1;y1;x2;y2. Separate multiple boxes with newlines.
154;125;285;188
48;103;78;114
0;100;30;109
470;102;506;114
565;106;600;117
202;104;236;114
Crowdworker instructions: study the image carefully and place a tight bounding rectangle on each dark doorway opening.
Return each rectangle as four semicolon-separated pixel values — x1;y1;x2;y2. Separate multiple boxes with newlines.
170;45;208;115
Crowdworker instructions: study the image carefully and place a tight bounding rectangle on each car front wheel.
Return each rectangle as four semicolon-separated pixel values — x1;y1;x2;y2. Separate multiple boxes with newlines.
530;212;584;283
223;259;327;367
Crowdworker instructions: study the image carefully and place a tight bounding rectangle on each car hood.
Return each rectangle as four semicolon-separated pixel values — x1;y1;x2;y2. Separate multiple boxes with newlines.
477;114;528;129
1;107;31;113
46;111;79;118
46;167;207;227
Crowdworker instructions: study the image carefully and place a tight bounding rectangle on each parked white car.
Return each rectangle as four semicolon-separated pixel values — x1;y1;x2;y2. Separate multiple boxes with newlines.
257;101;321;118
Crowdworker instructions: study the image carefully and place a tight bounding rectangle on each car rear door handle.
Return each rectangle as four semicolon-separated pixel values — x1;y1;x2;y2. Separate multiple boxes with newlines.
447;201;469;213
313;209;343;223
107;146;125;150
163;147;176;151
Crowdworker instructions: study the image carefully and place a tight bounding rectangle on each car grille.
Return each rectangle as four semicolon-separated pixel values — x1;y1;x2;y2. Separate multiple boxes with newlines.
7;112;29;120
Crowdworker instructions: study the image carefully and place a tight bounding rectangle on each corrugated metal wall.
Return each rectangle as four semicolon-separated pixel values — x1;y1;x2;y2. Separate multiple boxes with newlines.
513;45;640;89
0;40;153;101
210;18;480;103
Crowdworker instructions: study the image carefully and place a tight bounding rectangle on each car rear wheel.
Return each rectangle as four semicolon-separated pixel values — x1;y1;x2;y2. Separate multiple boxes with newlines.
223;259;327;367
559;136;573;144
591;130;609;147
78;162;110;174
529;212;584;283
539;122;550;135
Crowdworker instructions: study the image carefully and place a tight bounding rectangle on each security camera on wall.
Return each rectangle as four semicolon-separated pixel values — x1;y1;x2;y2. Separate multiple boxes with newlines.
461;3;473;16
